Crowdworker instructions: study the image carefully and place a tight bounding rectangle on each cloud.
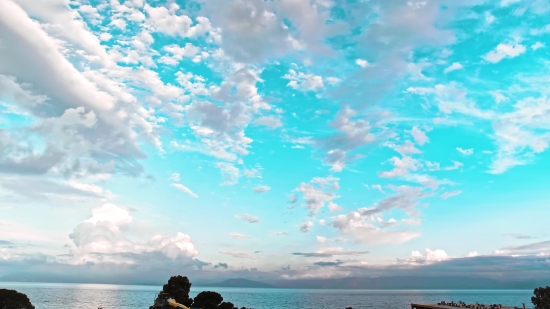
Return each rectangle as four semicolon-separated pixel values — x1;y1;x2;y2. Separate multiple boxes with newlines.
171;183;199;198
404;248;451;265
313;260;344;267
355;59;369;68
316;236;327;244
294;176;340;216
144;3;212;38
273;232;288;237
170;173;181;182
379;156;420;178
292;247;370;257
300;221;313;233
503;233;536;240
217;163;240;186
235;214;260;223
490;91;509;104
532;42;545;50
217;250;261;259
228;233;251;239
214;262;228;269
327;201;343;213
244;168;262;178
443;62;464;74
253;185;271;193
253;116;282;129
410;126;429;146
456;147;474;155
283;69;324;92
440;190;461;199
483;43;526;63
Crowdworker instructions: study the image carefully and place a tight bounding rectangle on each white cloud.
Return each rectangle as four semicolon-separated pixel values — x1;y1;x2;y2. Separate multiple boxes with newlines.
532;42;545;50
235;214;260;223
443;161;463;171
443;62;463;74
294;176;340;216
316;236;327;244
440;190;462;199
490;90;509;104
244;168;262;178
300;220;313;233
99;33;112;41
170;173;180;182
283;69;324;91
253;185;271;193
68;204;199;264
158;43;200;65
410;126;429;145
253;116;283;128
228;232;251;239
500;0;521;6
355;59;369;68
484;43;526;63
327;201;343;213
456;147;474;155
217;163;240;186
484;12;495;24
405;248;450;265
217;249;261;259
144;3;212;38
171;183;198;198
379;156;420;178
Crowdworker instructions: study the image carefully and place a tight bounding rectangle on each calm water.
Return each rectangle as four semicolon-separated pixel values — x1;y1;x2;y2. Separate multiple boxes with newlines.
0;282;533;309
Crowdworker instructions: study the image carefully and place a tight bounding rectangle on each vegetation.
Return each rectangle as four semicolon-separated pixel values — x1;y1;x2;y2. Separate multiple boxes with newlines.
159;276;253;309
532;286;550;309
162;275;194;307
0;289;35;309
193;291;223;309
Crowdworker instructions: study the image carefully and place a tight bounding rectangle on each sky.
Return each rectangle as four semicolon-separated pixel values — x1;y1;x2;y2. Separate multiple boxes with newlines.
0;0;549;285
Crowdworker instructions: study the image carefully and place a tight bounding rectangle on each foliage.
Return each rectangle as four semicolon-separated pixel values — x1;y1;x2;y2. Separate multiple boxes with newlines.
0;289;35;309
192;291;223;309
162;275;193;307
532;286;550;309
218;301;237;309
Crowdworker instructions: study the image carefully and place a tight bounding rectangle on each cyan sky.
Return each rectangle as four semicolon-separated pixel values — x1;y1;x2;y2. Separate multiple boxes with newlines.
0;0;549;284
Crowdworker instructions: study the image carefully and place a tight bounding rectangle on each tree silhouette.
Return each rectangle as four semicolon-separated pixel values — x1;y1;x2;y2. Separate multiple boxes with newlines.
192;291;223;309
532;286;550;309
218;301;237;309
162;275;193;307
0;289;35;309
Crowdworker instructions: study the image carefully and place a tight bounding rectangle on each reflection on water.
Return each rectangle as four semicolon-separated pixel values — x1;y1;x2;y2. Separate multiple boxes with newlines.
0;282;533;309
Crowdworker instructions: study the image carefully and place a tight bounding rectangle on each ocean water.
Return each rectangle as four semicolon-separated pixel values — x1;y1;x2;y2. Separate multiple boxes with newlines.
0;282;534;309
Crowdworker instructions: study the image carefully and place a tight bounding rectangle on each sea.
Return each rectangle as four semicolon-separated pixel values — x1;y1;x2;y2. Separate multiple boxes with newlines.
0;282;534;309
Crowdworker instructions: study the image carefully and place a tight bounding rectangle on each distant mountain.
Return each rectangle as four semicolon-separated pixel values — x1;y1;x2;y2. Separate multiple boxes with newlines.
197;278;275;288
271;276;546;290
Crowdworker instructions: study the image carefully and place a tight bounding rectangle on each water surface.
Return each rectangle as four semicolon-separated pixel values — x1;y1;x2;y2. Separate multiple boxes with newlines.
0;282;533;309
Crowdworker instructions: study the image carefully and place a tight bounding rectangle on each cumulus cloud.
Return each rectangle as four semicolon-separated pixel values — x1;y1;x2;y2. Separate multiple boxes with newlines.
235;214;260;223
410;126;429;145
283;69;324;92
483;43;526;63
300;221;313;233
293;176;340;216
171;183;199;198
443;62;463;74
456;147;474;155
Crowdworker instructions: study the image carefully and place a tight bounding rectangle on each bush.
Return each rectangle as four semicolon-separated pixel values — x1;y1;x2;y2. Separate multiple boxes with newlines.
192;291;223;309
532;286;550;309
218;301;237;309
0;289;35;309
162;275;193;307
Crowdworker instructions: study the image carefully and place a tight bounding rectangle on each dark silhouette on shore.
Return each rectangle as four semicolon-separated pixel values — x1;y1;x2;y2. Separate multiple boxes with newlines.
532;286;550;309
0;289;35;309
